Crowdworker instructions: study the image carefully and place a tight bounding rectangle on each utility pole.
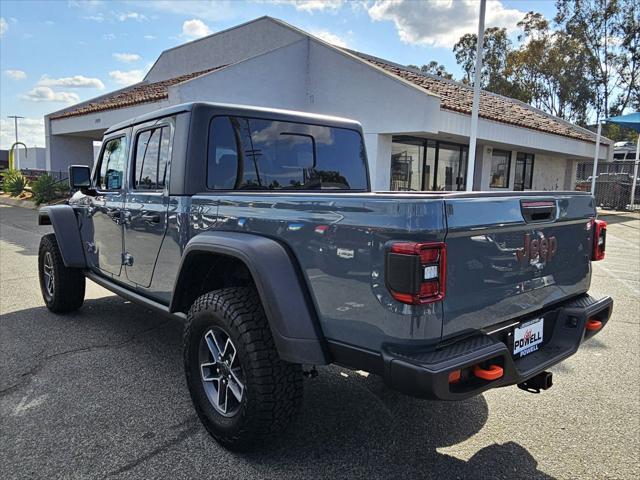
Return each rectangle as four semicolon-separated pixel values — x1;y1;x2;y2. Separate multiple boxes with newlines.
465;0;486;191
7;115;24;169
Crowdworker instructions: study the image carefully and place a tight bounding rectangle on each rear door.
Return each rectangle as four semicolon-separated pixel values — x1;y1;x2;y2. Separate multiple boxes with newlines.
122;121;172;287
442;194;595;339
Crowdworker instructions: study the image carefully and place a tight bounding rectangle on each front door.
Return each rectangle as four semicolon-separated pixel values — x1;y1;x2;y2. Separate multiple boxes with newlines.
88;134;128;276
123;123;172;288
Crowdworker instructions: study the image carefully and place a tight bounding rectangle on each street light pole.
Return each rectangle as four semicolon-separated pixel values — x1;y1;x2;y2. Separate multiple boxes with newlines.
7;115;24;169
465;0;486;191
590;121;602;196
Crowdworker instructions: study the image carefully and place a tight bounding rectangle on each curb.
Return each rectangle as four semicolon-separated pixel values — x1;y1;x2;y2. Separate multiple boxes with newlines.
0;195;38;209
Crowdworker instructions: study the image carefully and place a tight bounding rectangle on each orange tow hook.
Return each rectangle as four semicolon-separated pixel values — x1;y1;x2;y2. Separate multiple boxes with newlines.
473;364;504;381
586;319;603;331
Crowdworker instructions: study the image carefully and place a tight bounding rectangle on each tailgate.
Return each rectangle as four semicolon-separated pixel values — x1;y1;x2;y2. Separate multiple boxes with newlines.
442;194;594;339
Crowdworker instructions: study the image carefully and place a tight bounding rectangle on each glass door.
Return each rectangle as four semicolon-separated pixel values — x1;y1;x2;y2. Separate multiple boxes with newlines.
434;142;467;191
391;140;424;191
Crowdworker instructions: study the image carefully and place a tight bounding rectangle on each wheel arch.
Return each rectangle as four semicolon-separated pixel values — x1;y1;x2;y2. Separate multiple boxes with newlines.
170;231;329;365
38;205;86;268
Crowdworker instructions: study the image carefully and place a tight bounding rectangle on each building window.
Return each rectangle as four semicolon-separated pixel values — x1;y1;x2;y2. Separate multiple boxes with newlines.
490;149;511;188
390;136;467;191
514;152;534;191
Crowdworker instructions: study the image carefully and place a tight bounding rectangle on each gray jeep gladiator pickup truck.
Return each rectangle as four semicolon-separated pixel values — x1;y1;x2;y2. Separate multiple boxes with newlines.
38;102;612;450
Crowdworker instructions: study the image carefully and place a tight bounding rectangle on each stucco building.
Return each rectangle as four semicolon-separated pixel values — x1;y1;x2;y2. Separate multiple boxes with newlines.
45;16;612;192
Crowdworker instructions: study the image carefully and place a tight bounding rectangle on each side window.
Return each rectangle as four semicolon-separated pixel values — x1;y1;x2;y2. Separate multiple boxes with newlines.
97;136;127;190
158;126;170;188
133;126;171;190
207;117;239;190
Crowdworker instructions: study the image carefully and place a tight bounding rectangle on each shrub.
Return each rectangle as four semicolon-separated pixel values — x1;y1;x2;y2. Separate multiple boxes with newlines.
2;170;29;197
31;174;63;205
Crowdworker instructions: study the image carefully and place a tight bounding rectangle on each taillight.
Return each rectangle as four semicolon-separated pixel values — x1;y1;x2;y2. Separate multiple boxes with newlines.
385;241;446;305
592;219;607;261
314;225;329;235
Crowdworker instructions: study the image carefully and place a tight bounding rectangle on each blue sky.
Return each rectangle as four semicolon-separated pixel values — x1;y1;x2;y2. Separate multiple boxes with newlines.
0;0;557;149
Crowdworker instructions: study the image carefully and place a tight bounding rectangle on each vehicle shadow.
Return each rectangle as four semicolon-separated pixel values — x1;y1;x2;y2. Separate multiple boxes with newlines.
245;368;555;479
1;296;555;480
598;211;640;226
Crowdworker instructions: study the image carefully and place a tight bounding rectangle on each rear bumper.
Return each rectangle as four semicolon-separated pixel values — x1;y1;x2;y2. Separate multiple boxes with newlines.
329;294;613;401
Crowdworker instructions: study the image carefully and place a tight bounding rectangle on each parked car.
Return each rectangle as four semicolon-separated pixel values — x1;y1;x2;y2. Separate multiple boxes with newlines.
576;172;640;209
38;102;612;450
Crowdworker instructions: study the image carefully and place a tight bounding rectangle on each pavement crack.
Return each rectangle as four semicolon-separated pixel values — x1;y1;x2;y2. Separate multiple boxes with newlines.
0;320;173;398
107;417;200;477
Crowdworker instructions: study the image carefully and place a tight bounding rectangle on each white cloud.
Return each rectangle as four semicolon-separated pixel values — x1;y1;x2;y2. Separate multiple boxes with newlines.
182;19;212;39
144;34;156;40
1;17;8;37
4;69;27;80
113;52;141;63
128;1;234;21
368;0;525;48
0;117;45;150
68;0;104;7
117;11;147;22
102;33;116;40
108;69;144;85
21;86;80;103
38;75;105;89
264;0;343;12
310;29;348;47
82;13;104;22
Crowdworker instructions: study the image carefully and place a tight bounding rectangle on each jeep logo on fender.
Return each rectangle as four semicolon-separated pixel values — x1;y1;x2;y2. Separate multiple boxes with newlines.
516;233;557;263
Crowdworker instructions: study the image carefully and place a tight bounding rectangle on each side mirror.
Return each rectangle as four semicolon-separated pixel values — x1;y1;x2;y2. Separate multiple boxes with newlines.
68;165;92;190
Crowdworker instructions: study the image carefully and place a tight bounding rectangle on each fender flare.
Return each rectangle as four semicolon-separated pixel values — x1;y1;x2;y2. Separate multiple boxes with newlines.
38;205;86;268
170;231;329;365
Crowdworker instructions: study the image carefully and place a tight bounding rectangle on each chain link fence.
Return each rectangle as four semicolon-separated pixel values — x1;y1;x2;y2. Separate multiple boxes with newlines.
575;160;640;211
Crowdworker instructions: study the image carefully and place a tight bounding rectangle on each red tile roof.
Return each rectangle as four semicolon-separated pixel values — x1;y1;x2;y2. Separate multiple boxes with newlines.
356;53;596;143
50;47;596;144
50;67;225;120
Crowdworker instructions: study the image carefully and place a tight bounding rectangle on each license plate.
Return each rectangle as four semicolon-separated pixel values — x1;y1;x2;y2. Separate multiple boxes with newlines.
336;248;354;259
513;318;544;358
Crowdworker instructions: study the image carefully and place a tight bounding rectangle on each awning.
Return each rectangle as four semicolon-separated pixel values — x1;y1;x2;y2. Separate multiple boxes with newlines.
606;112;640;132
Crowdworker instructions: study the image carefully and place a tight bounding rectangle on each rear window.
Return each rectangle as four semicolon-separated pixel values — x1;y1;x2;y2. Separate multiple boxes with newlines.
207;116;368;191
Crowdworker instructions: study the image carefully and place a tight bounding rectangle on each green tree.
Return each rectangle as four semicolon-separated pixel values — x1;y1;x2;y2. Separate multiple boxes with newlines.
612;2;640;113
407;61;453;79
452;27;525;99
555;0;631;119
507;11;592;123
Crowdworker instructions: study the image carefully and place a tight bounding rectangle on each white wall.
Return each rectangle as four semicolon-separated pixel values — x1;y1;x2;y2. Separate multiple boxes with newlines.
531;154;568;191
439;110;610;161
365;134;392;190
172;38;441;190
146;18;303;83
306;42;441;136
17;147;46;170
171;40;308;109
47;135;95;173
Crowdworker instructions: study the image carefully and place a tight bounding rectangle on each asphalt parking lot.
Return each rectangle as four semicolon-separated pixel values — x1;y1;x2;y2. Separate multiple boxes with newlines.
1;203;638;480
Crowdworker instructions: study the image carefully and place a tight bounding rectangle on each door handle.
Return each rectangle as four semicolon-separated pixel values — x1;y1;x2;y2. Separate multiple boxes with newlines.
141;213;161;224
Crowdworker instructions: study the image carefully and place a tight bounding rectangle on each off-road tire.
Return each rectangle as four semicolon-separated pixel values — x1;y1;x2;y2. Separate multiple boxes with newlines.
184;287;303;451
38;233;86;313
